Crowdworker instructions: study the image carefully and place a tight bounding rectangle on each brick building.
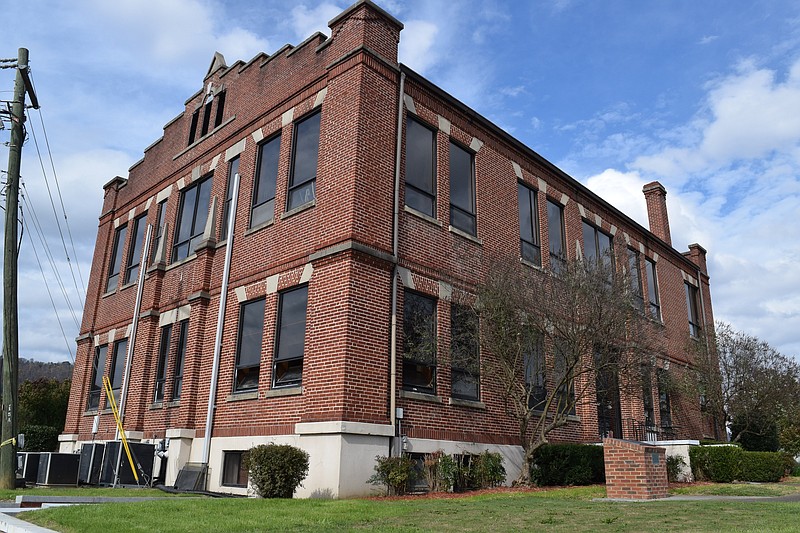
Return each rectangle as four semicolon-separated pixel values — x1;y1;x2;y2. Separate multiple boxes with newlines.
62;0;719;497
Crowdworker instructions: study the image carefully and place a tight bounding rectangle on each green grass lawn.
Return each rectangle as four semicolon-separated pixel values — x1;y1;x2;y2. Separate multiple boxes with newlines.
16;481;800;533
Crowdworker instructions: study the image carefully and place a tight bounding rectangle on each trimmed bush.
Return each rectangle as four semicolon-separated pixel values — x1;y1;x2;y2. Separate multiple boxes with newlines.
369;455;417;495
689;445;741;482
690;445;788;483
245;443;309;498
739;451;787;482
530;444;605;486
468;451;506;489
666;455;686;483
20;425;60;452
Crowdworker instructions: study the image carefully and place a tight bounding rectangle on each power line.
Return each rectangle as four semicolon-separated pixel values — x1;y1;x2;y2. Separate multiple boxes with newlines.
29;71;86;300
20;181;82;329
24;107;86;308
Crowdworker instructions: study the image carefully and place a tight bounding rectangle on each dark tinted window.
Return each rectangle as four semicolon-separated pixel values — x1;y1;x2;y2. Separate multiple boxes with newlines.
124;214;147;285
106;224;127;292
214;91;226;128
154;324;172;402
405;117;436;217
220;157;239;240
235;298;265;392
274;286;308;388
173;176;212;262
287;112;320;210
150;200;167;264
449;141;476;235
628;249;644;311
403;291;436;394
252;134;281;227
87;345;108;409
645;258;661;320
518;183;541;266
524;339;546;410
173;320;188;399
547;200;565;272
109;339;128;405
450;304;479;400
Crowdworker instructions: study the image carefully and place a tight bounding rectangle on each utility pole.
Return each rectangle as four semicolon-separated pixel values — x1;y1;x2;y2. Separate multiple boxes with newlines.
1;48;36;490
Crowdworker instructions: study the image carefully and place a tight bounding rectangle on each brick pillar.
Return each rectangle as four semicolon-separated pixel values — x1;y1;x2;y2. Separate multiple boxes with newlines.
642;181;671;246
603;438;668;499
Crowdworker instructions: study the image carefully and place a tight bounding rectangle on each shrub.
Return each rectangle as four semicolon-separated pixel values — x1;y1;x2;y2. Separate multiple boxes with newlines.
369;455;417;495
530;444;605;486
468;451;506;489
422;451;457;492
20;425;60;452
690;445;788;483
739;451;787;482
244;443;309;498
666;455;686;483
689;445;741;483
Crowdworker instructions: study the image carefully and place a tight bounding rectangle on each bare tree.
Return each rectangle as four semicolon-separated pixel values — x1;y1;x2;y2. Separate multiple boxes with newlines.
690;322;800;449
474;256;654;485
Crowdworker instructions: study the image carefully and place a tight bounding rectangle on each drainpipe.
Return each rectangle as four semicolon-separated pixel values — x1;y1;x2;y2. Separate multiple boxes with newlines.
117;224;152;438
389;72;406;454
202;172;240;467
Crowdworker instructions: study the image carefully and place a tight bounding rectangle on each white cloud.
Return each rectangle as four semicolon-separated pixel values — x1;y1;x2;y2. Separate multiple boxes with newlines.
290;3;341;40
699;35;719;45
399;20;439;74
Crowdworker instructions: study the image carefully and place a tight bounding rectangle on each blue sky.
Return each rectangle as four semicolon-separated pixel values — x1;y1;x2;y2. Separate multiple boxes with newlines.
2;0;799;363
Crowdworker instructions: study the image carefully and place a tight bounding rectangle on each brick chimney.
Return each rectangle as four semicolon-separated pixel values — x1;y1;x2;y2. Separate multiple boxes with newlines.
684;243;708;273
327;0;403;64
642;181;672;246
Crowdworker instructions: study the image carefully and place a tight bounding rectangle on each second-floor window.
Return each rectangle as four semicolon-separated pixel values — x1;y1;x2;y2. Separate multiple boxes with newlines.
173;175;212;262
251;134;281;227
405;116;436;217
287;112;320;211
645;258;661;321
685;282;702;337
546;199;566;272
150;199;167;264
627;248;644;312
518;183;541;266
582;220;613;275
106;224;128;293
524;338;546;411
124;214;147;285
449;141;476;235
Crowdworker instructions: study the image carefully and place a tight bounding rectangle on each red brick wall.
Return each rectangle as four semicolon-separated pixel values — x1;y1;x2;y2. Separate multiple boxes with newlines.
604;438;668;499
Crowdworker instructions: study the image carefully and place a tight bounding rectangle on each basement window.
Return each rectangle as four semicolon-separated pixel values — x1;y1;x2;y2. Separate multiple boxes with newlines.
221;451;249;487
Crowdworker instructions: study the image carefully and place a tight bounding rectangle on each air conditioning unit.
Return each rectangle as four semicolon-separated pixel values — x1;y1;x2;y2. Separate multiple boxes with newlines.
99;441;155;486
78;443;105;485
18;452;41;483
36;452;80;486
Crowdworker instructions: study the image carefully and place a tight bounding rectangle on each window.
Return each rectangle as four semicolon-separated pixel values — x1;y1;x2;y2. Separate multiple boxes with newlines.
200;99;213;137
106;224;128;292
219;157;239;241
547;199;566;272
251;134;281;227
87;345;107;410
645;258;661;321
449;141;476;235
109;339;128;406
188;109;199;146
214;91;226;128
235;298;265;392
524;338;546;411
150;200;167;264
657;369;672;429
273;286;308;388
450;304;479;401
172;175;212;262
221;451;249;487
582;220;613;276
685;282;702;337
154;324;172;403
124;214;147;285
173;320;188;399
627;248;644;312
405;116;436;217
403;290;437;394
518;183;541;266
287;112;320;211
554;340;575;415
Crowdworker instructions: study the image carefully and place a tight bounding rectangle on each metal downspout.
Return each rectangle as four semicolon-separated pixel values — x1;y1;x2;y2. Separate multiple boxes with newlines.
202;172;240;467
389;72;406;453
117;224;152;438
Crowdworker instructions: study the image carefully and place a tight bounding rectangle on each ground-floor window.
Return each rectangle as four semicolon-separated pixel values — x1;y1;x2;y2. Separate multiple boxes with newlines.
221;451;249;487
